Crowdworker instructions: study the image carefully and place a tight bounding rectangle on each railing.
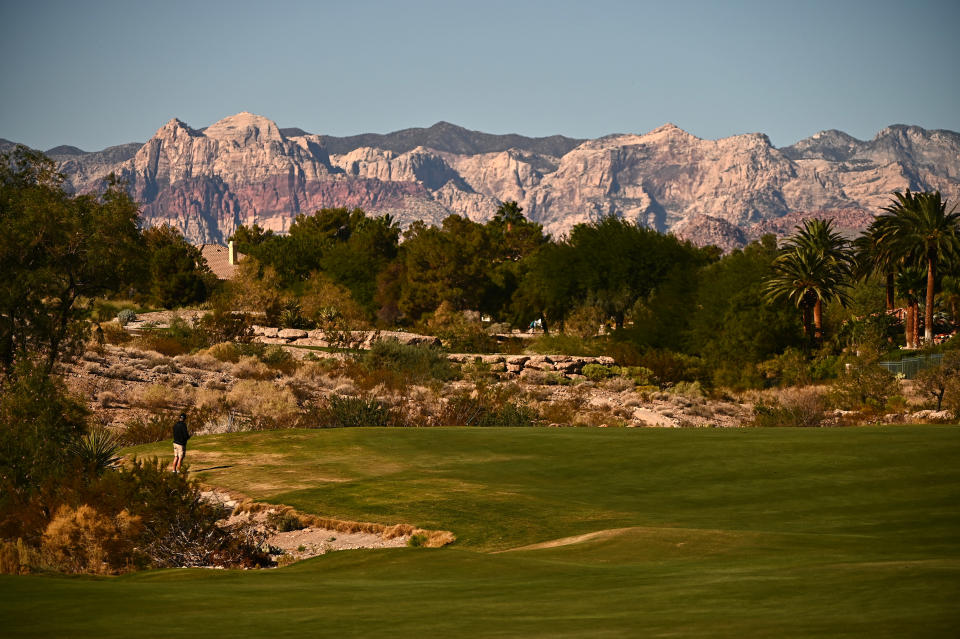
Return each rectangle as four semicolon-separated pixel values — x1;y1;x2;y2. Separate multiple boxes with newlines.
877;353;943;379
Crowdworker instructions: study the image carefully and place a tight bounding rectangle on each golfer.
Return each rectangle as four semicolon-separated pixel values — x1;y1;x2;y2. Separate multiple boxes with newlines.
172;413;190;473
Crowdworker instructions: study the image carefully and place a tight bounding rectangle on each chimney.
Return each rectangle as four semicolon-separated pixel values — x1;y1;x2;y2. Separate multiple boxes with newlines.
228;240;236;266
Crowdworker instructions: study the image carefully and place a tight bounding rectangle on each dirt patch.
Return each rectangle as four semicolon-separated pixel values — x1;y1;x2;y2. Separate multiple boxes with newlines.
499;528;635;552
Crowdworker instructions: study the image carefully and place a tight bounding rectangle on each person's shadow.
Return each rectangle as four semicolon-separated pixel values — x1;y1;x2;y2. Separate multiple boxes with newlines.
191;465;234;472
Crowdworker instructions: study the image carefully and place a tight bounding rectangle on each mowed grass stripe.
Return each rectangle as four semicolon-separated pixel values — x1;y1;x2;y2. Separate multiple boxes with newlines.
3;426;957;637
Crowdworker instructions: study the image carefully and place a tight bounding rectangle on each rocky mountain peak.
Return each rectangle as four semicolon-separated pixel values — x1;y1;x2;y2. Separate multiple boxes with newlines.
203;112;283;144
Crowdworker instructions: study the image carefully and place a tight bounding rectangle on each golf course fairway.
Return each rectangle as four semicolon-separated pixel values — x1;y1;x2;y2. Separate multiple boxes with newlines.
2;425;958;637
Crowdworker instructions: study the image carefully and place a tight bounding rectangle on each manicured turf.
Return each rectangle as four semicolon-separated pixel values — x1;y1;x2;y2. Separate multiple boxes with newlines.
3;426;959;637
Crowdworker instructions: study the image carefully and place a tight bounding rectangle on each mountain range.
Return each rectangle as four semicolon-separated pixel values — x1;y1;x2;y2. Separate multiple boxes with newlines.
3;113;958;250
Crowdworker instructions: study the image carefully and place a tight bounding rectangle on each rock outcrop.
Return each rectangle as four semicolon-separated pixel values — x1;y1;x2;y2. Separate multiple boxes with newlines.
38;113;960;247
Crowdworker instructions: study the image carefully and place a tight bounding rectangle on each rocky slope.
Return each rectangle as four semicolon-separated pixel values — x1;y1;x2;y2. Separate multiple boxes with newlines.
20;114;960;247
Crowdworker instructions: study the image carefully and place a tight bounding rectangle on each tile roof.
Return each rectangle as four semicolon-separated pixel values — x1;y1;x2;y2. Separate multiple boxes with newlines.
199;244;244;280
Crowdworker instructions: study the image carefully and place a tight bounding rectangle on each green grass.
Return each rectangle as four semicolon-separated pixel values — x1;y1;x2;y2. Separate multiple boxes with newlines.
3;426;959;637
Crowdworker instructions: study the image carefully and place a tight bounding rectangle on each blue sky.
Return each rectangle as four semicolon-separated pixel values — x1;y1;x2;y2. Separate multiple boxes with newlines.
1;0;957;151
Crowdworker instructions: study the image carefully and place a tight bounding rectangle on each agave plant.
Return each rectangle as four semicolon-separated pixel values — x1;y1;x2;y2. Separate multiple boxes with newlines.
69;428;122;476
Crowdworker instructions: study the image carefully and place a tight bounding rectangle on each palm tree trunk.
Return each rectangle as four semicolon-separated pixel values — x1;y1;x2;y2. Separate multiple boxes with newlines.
813;300;823;341
886;272;895;311
925;254;936;343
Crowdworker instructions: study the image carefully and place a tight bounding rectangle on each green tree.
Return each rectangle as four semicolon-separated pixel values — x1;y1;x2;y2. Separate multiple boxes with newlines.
142;225;215;308
764;219;854;341
688;236;802;388
0;148;143;375
874;190;960;343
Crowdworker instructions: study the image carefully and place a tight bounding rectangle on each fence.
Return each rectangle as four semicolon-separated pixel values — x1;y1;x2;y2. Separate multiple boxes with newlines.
877;353;943;379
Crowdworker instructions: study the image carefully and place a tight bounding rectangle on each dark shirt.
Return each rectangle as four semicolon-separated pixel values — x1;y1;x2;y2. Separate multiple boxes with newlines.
173;420;190;446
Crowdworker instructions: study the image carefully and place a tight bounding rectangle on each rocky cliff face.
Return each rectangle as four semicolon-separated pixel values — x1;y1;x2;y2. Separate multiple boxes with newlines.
43;113;960;247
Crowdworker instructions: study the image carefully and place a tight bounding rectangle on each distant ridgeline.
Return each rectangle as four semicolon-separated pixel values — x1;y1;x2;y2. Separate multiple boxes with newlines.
6;115;959;249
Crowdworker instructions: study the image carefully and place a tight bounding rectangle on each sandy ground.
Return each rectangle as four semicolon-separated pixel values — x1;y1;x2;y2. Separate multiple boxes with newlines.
202;491;410;562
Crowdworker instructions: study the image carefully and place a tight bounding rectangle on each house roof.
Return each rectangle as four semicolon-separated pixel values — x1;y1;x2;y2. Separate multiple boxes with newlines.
199;244;243;280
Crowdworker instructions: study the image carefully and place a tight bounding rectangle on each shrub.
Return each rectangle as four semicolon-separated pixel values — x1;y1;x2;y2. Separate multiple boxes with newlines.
750;388;826;428
582;364;614;381
426;302;497;353
41;504;142;574
231;356;275;380
68;428;121;477
408;532;429;547
132;383;176;409
228;381;300;429
832;354;899;412
314;395;393;428
266;510;305;532
195;307;252;344
362;340;457;384
94;458;270;569
208;342;242;363
527;334;595;356
101;322;132;345
669;381;704;399
119;413;175;446
435;392;537;427
914;351;960;411
116;309;137;327
261;345;298;375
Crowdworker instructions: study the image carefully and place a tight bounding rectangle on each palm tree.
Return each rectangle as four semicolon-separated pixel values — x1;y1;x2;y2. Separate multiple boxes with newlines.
895;266;926;349
854;222;899;311
764;219;854;341
875;190;960;343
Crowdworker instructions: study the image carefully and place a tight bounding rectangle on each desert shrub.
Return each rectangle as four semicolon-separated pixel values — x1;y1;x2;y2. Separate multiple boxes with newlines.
116;309;137;327
537;399;580;425
750;387;826;428
261;345;298;375
582;364;614;381
120;413;175;446
435;392;537;427
228;381;300;428
914;351;960;411
132;383;176;409
527;333;595;356
363;340;457;383
601;376;636;392
314;395;393;428
636;349;704;388
408;532;429;547
41;504;143;574
101;321;132;345
231;356;275;380
208;342;242;363
564;304;608;339
97;390;120;408
426;302;497;353
669;381;704;399
832;354;899;412
91;458;269;569
266;510;305;532
195;307;252;344
0;539;33;575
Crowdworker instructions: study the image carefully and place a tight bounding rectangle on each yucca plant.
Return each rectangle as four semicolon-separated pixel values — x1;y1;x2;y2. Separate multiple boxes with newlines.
69;428;122;476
